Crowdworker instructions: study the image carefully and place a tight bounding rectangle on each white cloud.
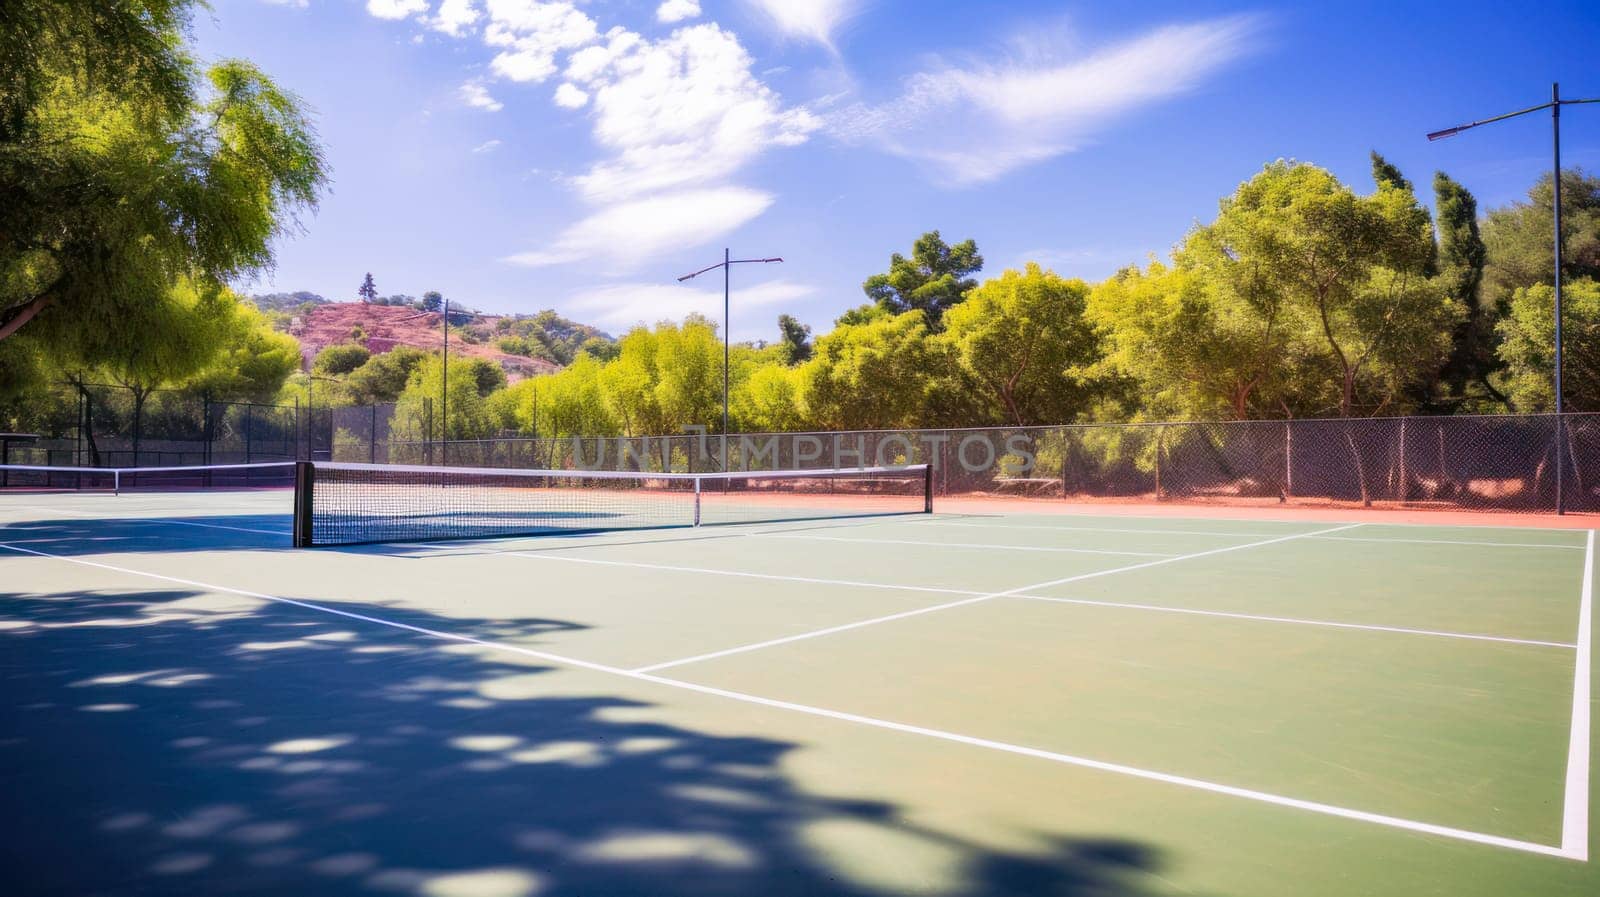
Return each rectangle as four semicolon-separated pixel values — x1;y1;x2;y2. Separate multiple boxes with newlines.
553;82;589;108
473;139;503;153
745;0;859;49
656;0;701;24
367;0;428;20
830;15;1259;184
432;0;481;36
460;81;504;111
484;0;599;82
502;187;774;268
564;24;820;203
564;279;812;336
260;0;309;9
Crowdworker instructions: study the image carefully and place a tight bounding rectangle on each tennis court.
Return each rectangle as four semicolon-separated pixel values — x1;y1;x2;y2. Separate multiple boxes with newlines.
0;463;1594;897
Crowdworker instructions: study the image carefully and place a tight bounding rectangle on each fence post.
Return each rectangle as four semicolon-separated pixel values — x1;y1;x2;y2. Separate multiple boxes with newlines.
1397;416;1408;502
370;403;378;464
1158;422;1171;498
1283;421;1293;502
244;404;253;463
294;396;303;461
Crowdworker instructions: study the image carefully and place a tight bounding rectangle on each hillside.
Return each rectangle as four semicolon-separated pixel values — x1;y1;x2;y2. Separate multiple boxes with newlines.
281;302;565;379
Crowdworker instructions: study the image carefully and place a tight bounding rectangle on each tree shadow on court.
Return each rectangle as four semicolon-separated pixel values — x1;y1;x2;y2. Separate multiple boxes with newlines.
0;586;1181;897
1;515;294;555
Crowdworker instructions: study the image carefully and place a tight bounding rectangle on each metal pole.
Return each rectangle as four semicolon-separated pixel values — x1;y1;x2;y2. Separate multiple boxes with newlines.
722;247;730;472
442;297;449;467
1554;83;1565;513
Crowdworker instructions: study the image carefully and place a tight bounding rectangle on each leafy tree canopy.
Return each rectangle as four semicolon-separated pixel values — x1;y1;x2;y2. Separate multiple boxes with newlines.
862;231;983;330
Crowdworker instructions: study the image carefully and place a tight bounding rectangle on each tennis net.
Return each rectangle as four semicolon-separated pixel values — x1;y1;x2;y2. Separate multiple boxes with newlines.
292;461;933;547
0;461;297;494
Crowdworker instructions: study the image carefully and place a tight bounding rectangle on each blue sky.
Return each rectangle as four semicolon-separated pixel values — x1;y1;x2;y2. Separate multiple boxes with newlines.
201;0;1600;341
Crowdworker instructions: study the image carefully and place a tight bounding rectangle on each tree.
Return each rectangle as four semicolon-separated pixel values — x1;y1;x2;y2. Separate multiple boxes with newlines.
1497;279;1600;412
799;311;937;430
734;364;806;432
653;315;724;432
1195;161;1456;417
943;264;1102;426
862;231;983;330
422;290;443;312
1432;171;1505;409
776;314;812;365
313;343;372;377
394;355;498;442
490;356;617;439
358;273;379;304
344;346;429;404
1088;261;1291;421
183;300;301;403
2;10;327;352
1482;170;1600;309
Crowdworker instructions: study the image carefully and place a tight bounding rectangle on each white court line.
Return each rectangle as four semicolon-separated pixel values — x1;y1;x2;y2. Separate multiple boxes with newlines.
912;519;1279;538
1562;531;1593;860
757;532;1174;557
1013;595;1576;650
0;537;1578;860
931;511;1594;535
1310;535;1585;551
632;523;1364;674
916;518;1587;549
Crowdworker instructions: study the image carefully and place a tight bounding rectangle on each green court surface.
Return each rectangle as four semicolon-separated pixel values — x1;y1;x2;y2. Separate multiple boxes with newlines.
0;488;1593;896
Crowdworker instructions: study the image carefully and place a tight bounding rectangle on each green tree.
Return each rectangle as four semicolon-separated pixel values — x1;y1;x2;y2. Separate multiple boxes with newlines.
344;346;429;404
799;311;936;430
862;231;983;330
1432;171;1505;409
2;9;327;353
491;356;617;439
1088;261;1291;420
1482;170;1600;309
776;314;813;365
358;273;379;304
653;315;724;432
421;290;443;312
183;299;301;403
942;264;1102;426
733;363;806;432
1496;279;1600;412
394;355;497;441
1196;161;1456;417
313;343;371;377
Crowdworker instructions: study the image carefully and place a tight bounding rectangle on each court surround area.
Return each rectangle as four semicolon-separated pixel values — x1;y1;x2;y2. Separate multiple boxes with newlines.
0;470;1594;897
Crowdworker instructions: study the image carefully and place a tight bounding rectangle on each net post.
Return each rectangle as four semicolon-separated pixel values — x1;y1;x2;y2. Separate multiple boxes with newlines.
293;461;315;547
923;463;933;513
113;469;120;496
693;476;702;526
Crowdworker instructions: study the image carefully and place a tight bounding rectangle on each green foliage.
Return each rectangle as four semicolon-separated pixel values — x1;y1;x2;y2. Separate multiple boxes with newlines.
358;273;378;303
1496;279;1600;412
1191;160;1455;416
1432;172;1503;409
393;355;497;441
862;231;983;330
800;311;938;430
942;263;1102;426
1483;170;1600;309
776;314;812;365
422;290;443;312
492;355;619;438
1;12;327;373
313;343;372;377
183;301;301;402
344;346;428;405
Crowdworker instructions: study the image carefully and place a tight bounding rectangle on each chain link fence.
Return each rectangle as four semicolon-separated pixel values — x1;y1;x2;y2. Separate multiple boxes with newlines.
382;414;1600;514
12;385;1598;514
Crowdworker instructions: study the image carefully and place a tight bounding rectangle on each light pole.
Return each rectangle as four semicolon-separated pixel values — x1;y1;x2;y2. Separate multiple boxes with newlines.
678;248;783;469
441;296;449;466
1427;82;1600;513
